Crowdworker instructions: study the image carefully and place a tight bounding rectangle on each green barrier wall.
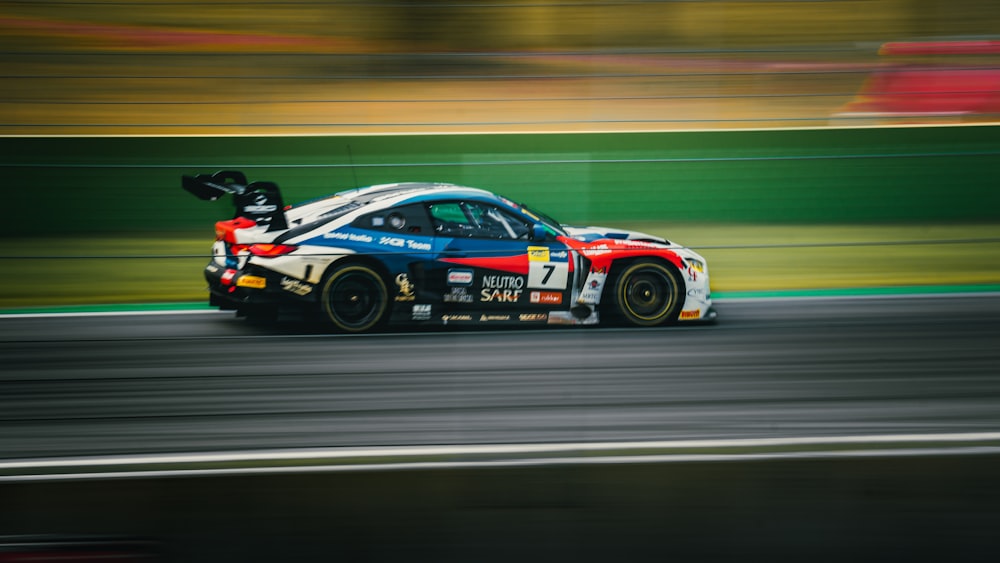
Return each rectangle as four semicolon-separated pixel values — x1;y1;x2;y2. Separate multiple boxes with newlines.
3;126;999;236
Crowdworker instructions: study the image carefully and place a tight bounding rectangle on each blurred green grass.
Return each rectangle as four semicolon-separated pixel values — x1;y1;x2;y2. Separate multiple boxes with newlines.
2;223;999;309
0;235;210;308
643;222;1000;292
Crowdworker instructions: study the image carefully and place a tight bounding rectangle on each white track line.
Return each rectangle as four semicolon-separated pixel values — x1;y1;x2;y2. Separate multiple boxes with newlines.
3;432;999;482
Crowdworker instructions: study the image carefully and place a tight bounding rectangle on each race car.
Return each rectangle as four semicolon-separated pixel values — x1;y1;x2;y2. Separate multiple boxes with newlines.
183;171;715;332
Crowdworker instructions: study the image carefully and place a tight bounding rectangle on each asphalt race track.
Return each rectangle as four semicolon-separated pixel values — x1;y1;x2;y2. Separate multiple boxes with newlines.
2;294;1000;461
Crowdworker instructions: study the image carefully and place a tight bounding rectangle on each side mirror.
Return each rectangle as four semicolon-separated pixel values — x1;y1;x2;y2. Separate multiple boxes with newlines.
531;223;549;242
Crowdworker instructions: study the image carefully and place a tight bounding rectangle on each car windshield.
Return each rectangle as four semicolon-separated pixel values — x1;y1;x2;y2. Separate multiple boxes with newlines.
518;202;567;237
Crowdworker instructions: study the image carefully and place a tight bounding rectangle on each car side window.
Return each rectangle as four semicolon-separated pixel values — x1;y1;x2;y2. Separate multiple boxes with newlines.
353;203;434;235
429;202;475;237
472;204;531;240
429;202;531;239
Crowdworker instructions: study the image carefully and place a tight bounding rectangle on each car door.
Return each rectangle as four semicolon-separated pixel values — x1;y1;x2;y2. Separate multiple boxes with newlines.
346;203;439;308
428;200;572;320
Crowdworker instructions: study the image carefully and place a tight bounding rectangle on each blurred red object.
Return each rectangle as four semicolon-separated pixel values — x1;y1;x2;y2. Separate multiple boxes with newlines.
836;40;1000;122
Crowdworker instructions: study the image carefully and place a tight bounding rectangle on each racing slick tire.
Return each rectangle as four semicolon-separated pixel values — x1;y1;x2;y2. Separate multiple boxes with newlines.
320;263;390;333
612;260;684;327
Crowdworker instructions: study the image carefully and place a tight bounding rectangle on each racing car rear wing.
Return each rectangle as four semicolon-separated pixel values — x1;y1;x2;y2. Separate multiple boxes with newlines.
182;170;288;231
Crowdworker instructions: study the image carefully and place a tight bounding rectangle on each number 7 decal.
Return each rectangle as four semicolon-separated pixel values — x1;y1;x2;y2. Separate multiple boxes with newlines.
527;246;568;289
541;264;555;285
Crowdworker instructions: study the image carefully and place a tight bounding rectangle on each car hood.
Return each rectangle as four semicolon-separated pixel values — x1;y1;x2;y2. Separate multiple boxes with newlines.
562;225;673;246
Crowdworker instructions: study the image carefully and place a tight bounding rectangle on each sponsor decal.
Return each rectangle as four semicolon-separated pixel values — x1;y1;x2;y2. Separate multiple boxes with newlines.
221;269;237;286
679;310;700;320
206;264;220;273
442;314;473;323
480;274;524;303
280;276;313;296
379;236;431;252
582;244;612;257
236;275;267;289
323;231;374;243
243;204;278;213
550;250;568;260
687;260;704;282
395;273;416;302
530;291;563;305
479;314;511;322
481;289;522;303
527;246;550;262
482;274;524;289
687;288;706;297
447;269;474;286
443;287;474;303
578;270;608;303
412;304;432;321
622;239;660;248
243;194;278;214
519;313;548;322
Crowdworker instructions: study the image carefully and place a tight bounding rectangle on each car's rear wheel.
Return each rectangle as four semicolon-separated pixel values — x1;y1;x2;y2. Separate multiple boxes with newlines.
613;260;684;327
320;264;389;332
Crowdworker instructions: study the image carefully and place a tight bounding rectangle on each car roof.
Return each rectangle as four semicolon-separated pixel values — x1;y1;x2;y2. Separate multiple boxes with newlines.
275;181;550;245
333;182;509;207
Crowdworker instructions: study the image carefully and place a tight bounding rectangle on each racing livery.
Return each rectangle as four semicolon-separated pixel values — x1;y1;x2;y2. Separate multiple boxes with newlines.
183;171;715;332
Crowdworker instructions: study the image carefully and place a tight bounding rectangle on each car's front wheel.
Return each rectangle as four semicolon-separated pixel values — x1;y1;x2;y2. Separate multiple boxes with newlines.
613;260;684;327
320;264;389;332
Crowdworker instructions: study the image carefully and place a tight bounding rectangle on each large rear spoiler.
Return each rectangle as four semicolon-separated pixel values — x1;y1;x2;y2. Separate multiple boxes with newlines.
182;170;288;231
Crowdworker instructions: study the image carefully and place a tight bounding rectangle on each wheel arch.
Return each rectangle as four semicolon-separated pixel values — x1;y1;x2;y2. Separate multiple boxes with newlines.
319;254;393;287
603;255;686;326
603;254;686;297
317;256;395;332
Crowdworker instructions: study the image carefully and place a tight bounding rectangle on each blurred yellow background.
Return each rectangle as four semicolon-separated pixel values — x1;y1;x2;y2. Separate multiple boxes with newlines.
5;1;999;50
2;0;998;134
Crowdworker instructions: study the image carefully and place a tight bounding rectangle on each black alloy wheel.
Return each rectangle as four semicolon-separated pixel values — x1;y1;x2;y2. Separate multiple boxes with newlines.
321;264;389;332
614;260;684;326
